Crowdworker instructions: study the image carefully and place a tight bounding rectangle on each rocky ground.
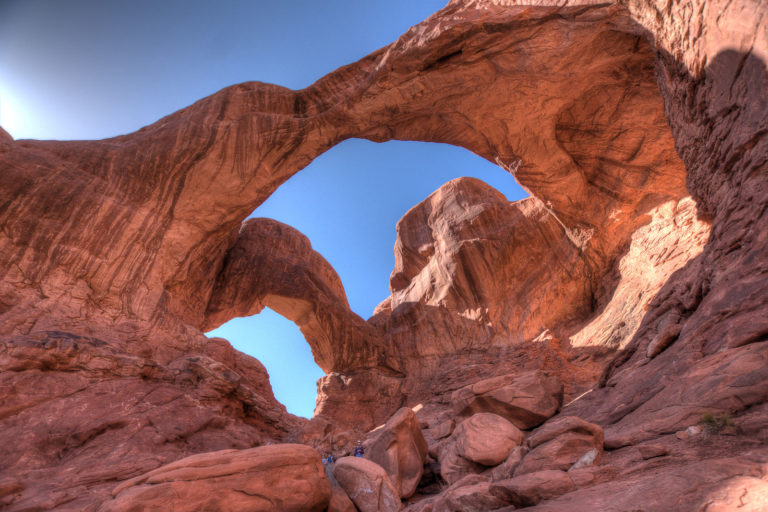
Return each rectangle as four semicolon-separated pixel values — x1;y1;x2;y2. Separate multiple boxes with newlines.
1;0;767;510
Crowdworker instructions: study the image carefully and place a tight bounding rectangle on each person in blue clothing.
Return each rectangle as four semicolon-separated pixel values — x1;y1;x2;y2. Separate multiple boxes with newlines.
326;452;336;464
353;440;364;457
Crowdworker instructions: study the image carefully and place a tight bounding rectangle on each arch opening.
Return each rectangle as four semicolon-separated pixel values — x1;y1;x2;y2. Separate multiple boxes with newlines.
206;308;323;419
205;139;529;418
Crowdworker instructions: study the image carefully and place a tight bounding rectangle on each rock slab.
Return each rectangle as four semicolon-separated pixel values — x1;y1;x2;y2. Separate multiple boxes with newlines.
452;371;564;429
100;444;330;512
365;407;429;498
333;456;402;512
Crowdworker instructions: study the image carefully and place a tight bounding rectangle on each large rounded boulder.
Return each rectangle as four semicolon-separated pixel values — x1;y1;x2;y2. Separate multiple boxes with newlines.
451;370;563;429
365;407;429;498
100;444;330;512
333;456;401;512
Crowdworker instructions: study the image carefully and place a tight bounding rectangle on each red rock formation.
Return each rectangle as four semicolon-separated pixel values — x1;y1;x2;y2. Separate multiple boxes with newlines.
364;407;428;498
1;0;767;509
98;444;330;512
451;370;564;429
0;1;683;354
202;218;389;372
333;457;402;512
514;416;603;476
429;474;507;512
491;469;576;507
0;333;302;511
452;413;523;467
560;0;768;452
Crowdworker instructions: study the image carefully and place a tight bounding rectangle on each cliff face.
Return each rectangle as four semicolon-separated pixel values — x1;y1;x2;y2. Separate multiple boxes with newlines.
1;0;767;510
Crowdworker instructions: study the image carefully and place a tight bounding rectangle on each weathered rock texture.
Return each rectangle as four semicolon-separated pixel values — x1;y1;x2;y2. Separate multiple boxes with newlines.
364;407;429;498
0;333;302;511
451;369;563;429
1;0;767;510
333;457;402;512
0;0;686;360
202;217;388;372
452;413;523;466
98;444;330;512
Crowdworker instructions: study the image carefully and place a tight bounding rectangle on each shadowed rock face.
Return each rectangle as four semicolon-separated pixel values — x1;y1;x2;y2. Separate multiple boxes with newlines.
1;0;768;510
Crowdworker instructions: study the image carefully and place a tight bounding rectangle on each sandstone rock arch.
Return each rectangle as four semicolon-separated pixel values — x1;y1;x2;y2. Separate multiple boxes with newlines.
1;2;685;367
201;218;390;373
2;0;768;509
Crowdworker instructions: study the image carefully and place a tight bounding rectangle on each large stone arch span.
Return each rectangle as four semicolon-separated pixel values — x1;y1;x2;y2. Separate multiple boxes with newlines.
0;2;684;367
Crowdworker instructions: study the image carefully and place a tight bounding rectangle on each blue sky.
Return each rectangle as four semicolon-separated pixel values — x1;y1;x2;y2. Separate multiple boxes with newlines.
0;0;528;418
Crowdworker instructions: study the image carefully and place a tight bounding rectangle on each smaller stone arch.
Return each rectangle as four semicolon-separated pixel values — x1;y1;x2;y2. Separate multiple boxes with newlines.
202;218;392;373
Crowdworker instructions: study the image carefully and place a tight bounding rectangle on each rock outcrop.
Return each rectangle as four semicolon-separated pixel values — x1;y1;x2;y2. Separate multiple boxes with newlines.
452;413;523;466
0;333;301;511
202;218;388;372
333;457;402;512
491;469;576;507
0;0;685;362
1;0;767;510
451;370;563;429
514;416;604;475
364;407;429;498
98;444;330;512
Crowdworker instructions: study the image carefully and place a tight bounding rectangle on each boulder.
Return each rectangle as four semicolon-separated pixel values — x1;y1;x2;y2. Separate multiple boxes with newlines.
490;446;527;482
333;456;401;512
329;485;358;512
567;466;606;488
516;432;603;476
515;417;604;476
428;419;455;441
527;416;604;449
437;439;485;486
451;371;563;429
365;407;429;498
490;469;575;507
100;444;330;512
453;413;523;466
433;475;506;512
638;444;669;460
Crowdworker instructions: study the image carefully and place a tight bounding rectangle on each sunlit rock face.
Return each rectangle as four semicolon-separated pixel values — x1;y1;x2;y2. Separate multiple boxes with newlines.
1;0;768;510
0;1;682;342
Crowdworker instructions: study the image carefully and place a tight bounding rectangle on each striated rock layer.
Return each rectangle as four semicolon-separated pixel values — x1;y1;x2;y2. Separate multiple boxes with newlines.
1;0;767;510
202;218;389;372
0;333;303;510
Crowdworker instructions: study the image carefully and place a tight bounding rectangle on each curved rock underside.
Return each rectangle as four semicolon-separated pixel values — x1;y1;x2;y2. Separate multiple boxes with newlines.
201;218;388;373
1;0;767;510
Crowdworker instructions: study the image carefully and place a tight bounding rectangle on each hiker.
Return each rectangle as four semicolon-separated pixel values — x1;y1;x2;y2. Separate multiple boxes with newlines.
326;452;336;464
353;440;364;457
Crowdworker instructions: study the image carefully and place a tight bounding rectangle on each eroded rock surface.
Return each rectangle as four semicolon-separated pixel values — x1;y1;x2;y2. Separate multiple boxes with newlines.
203;218;388;372
491;469;576;507
333;457;402;512
0;333;300;511
451;370;563;429
99;444;330;512
452;413;523;466
365;407;429;498
515;417;604;476
1;0;767;510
